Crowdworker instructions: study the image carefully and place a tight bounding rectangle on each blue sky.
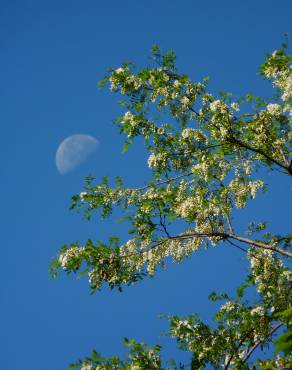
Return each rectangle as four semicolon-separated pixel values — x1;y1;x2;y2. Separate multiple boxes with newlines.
1;1;291;369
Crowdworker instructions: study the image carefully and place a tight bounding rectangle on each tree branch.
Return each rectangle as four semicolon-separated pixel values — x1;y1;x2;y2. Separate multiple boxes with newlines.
229;136;292;176
226;233;292;258
166;232;292;258
242;323;283;363
224;329;255;369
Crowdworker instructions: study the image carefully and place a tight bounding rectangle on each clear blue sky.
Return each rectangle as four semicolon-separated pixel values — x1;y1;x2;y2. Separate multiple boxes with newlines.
1;1;291;369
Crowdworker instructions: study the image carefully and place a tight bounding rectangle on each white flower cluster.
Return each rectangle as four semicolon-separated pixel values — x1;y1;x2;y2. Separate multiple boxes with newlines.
191;155;213;182
209;100;227;114
120;111;143;138
228;179;264;208
173;79;181;88
235;159;253;177
181;127;196;140
88;269;99;286
193;129;207;142
80;191;88;200
148;71;169;86
147;71;201;110
119;234;201;279
249;249;291;314
156;127;165;135
122;75;143;93
282;270;292;281
142;187;160;200
175;197;196;218
171;318;197;340
147;152;168;169
109;67;143;93
250;306;265;317
230;102;240;111
58;247;84;269
108;67;126;91
81;364;109;370
121;111;138;127
266;103;282;116
277;71;292;101
115;67;124;74
184;237;201;256
263;53;292;101
249;180;264;198
180;95;190;109
220;301;237;313
81;363;95;370
120;239;138;255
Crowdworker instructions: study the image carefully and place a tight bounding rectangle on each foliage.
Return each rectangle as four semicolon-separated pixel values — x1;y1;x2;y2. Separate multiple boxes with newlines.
51;43;292;369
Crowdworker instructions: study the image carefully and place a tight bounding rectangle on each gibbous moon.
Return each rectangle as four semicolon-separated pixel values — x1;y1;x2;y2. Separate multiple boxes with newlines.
56;134;99;174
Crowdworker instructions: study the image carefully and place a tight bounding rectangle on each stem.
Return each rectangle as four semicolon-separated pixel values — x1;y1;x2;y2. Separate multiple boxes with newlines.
226;214;234;234
136;172;192;191
159;211;171;238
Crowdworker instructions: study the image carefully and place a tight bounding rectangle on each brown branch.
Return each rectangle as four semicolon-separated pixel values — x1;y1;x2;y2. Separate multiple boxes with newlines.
224;329;255;369
226;233;292;258
147;232;292;258
226;214;234;234
159;210;171;238
162;232;292;258
242;323;283;363
99;231;291;266
229;136;292;176
226;239;249;255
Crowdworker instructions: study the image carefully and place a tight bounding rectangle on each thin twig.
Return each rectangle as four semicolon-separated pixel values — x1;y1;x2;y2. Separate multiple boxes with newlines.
226;239;248;255
136;172;192;191
224;329;255;369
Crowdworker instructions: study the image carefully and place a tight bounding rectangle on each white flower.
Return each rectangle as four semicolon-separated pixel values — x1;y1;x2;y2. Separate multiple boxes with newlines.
115;67;124;74
147;152;167;169
220;301;236;312
157;127;165;135
81;363;93;370
130;366;141;370
58;247;84;269
180;96;190;108
231;102;240;111
181;128;195;140
266;103;281;116
122;111;135;122
80;191;88;200
282;270;292;281
251;306;265;316
249;180;264;199
173;79;181;88
209;100;226;113
175;197;195;218
238;350;246;359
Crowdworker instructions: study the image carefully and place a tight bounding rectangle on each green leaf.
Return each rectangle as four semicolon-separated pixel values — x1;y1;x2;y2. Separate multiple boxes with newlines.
122;141;131;153
275;331;292;355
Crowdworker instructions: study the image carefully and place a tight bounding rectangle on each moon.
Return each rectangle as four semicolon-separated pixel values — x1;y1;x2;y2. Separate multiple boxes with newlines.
56;134;99;174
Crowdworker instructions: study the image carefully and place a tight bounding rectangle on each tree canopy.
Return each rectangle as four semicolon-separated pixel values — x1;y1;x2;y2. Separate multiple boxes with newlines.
51;41;292;369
